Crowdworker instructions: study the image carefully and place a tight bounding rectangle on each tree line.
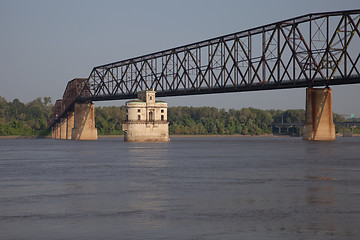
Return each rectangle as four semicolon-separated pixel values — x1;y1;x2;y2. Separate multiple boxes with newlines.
0;96;356;136
0;97;52;136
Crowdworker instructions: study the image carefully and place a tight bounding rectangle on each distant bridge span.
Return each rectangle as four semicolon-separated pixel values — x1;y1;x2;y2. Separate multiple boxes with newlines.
49;10;360;140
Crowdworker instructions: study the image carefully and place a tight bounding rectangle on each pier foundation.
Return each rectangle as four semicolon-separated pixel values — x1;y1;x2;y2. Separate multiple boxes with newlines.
66;112;74;140
71;103;98;140
51;126;55;139
59;118;67;139
55;123;61;139
302;87;335;141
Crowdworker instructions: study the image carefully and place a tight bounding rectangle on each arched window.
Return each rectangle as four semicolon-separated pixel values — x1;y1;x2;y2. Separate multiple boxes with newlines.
149;111;153;121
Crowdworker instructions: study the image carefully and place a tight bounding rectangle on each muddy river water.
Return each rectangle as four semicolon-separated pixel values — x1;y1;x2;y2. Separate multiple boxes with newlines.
0;136;359;239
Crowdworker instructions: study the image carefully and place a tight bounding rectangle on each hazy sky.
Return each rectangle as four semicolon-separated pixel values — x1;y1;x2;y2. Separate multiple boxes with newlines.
1;0;359;115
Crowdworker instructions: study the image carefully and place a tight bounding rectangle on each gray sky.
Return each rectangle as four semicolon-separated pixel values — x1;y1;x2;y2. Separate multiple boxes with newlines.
1;0;359;115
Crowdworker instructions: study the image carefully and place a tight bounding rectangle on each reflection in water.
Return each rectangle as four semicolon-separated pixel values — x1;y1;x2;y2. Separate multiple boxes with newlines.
307;185;334;207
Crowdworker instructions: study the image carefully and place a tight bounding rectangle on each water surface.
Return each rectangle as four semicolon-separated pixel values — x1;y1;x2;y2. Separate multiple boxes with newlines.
0;137;359;239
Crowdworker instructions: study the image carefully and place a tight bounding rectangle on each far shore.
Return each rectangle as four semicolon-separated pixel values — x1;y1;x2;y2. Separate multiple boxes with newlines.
98;134;290;139
1;134;359;139
0;135;50;139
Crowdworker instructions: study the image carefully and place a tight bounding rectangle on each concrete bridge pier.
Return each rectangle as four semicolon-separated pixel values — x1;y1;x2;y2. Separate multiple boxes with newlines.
66;112;74;140
51;126;56;139
59;118;67;139
343;125;356;137
71;103;98;140
302;87;335;141
55;122;61;139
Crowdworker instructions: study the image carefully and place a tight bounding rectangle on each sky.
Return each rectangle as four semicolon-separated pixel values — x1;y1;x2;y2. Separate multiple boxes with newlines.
0;0;359;115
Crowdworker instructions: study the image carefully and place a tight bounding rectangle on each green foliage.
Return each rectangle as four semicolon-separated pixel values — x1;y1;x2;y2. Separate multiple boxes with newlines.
2;96;357;136
167;106;293;135
95;106;126;135
0;97;53;136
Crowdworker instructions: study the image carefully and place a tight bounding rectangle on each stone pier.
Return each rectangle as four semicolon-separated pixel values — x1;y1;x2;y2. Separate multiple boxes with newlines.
59;118;67;139
71;103;98;140
302;87;335;141
55;123;61;139
51;126;56;139
66;112;74;140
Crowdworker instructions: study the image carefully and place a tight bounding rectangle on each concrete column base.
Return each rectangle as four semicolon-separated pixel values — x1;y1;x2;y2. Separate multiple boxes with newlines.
66;112;74;140
72;103;98;140
302;87;335;141
55;123;61;139
59;118;67;139
51;127;55;139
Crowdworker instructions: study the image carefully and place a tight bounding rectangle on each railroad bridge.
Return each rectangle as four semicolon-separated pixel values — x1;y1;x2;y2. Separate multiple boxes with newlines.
49;10;360;141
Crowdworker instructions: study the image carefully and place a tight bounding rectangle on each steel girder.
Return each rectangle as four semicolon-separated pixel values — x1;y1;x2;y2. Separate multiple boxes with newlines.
48;78;89;127
80;10;360;102
49;10;360;128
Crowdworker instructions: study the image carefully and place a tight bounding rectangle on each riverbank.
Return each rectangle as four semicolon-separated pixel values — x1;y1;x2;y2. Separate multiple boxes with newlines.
98;134;288;139
0;135;49;139
2;134;359;139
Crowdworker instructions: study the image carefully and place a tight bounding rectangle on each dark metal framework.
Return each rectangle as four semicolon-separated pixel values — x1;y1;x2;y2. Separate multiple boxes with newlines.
82;10;360;101
49;78;89;127
49;10;360;128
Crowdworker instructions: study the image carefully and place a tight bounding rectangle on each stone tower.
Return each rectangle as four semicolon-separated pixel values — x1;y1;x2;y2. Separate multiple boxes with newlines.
122;90;169;142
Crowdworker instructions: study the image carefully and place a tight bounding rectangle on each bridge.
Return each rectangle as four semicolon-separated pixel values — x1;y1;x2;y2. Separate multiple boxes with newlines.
272;121;360;136
49;10;360;141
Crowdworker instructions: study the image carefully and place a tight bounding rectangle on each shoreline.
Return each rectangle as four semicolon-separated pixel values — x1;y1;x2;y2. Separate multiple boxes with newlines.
1;134;359;139
98;134;289;139
0;135;50;139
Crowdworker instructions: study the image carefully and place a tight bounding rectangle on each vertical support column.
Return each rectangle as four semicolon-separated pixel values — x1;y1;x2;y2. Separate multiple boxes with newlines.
302;87;335;141
51;126;55;139
55;123;61;139
71;103;98;140
66;112;74;140
59;118;67;139
350;126;355;136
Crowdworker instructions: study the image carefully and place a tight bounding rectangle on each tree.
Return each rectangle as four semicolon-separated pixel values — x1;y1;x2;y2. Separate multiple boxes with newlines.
0;96;53;136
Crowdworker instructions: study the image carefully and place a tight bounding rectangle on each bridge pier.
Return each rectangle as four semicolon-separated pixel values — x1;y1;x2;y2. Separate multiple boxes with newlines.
59;118;67;139
343;125;356;137
55;123;61;139
302;87;335;141
51;126;56;139
71;103;98;140
66;112;74;140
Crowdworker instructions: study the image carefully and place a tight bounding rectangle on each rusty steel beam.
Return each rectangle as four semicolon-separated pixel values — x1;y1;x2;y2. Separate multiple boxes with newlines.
49;10;360;128
78;9;360;102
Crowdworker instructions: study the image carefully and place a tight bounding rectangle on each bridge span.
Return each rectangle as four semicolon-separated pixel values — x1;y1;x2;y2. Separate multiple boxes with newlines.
49;10;360;141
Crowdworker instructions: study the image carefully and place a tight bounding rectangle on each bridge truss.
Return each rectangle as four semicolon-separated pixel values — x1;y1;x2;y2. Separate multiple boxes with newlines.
82;10;360;101
49;10;360;127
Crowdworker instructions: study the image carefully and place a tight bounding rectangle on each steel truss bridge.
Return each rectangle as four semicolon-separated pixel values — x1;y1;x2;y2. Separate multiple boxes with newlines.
49;10;360;127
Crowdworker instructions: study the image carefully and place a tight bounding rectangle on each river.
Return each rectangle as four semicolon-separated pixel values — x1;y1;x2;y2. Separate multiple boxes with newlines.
0;136;359;239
